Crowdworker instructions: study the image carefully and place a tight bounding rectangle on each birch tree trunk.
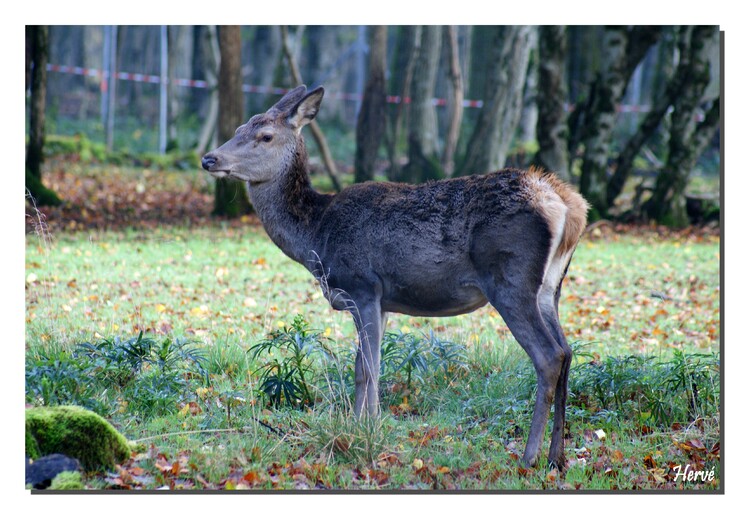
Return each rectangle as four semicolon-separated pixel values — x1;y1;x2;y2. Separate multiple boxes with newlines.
578;26;660;219
644;26;720;226
606;26;681;207
534;25;570;180
354;26;387;183
460;25;533;176
214;25;252;217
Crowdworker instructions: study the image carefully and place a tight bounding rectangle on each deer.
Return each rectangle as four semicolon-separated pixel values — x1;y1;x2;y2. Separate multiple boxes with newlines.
201;85;588;469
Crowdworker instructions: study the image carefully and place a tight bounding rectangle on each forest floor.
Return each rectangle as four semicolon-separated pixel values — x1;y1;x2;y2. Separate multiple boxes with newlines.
25;161;721;491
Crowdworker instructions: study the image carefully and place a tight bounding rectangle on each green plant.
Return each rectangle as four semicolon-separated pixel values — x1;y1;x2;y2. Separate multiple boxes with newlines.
381;332;430;389
568;349;720;428
381;331;468;390
425;331;469;380
248;315;329;409
77;332;207;384
25;349;104;413
27;334;208;421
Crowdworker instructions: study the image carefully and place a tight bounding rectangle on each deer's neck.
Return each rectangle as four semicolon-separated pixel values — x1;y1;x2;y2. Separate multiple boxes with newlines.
247;142;332;267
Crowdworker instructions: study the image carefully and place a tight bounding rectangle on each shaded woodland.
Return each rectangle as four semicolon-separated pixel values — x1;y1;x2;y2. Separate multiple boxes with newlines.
27;25;721;226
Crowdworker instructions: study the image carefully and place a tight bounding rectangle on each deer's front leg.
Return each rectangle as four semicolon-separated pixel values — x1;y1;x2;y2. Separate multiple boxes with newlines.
352;300;384;417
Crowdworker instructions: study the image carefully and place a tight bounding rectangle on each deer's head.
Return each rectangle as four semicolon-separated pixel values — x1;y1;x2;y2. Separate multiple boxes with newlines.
201;85;323;185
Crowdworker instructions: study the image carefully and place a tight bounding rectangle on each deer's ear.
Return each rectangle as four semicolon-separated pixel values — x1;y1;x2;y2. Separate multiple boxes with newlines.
270;85;307;114
287;87;324;131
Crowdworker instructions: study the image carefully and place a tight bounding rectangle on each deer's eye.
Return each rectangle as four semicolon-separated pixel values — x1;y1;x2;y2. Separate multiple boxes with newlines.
261;134;273;143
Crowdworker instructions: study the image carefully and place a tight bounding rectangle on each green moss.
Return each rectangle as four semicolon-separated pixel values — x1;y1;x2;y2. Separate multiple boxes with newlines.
25;406;131;471
26;428;41;460
49;471;84;490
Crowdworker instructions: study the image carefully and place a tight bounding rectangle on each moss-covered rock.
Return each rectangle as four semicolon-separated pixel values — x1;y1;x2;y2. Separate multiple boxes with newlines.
50;471;85;490
25;406;131;471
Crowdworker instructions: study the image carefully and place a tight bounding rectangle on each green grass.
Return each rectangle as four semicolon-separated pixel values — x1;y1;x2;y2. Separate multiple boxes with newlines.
25;167;721;491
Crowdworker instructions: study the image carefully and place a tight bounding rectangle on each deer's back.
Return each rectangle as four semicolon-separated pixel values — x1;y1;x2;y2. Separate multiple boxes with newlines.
317;168;542;250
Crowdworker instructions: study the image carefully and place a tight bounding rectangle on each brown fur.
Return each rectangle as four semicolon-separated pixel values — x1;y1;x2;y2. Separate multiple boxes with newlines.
524;166;589;255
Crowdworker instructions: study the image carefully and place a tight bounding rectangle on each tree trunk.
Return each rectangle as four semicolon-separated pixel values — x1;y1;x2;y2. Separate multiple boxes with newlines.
442;25;464;177
578;26;661;219
384;26;421;181
280;25;342;192
195;26;220;154
25;25;61;206
606;27;682;207
401;25;443;183
167;26;194;149
354;26;387;183
645;26;720;226
214;25;252;218
460;25;533;176
248;26;281;114
534;25;570;180
518;28;539;149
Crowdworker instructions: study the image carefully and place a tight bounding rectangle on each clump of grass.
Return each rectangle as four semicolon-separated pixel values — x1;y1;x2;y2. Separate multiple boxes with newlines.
304;411;389;467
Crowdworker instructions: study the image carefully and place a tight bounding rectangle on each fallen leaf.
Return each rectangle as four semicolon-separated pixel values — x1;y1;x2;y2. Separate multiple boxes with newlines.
242;471;262;487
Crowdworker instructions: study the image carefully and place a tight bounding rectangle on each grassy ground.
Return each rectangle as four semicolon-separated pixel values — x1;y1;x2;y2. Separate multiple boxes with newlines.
25;163;721;491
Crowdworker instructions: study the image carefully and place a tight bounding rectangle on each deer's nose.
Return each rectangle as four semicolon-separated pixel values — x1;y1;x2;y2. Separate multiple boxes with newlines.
201;154;217;171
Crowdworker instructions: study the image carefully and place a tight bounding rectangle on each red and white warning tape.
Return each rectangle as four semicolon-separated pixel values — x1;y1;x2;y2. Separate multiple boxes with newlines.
46;63;485;108
46;63;657;113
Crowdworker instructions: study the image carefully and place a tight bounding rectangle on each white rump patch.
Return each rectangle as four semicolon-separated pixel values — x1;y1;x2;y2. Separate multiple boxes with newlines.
538;201;570;315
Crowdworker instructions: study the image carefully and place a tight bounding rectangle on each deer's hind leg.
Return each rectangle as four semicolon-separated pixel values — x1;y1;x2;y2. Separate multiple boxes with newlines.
537;253;575;470
486;284;567;468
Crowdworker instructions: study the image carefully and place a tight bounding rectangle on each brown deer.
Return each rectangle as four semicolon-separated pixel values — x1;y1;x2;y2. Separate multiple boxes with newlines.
201;86;588;469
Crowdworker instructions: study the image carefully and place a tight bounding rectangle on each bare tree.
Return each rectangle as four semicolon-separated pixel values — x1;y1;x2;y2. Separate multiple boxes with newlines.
460;26;534;176
26;25;61;206
534;25;570;180
354;26;387;183
214;25;252;217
